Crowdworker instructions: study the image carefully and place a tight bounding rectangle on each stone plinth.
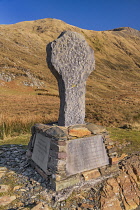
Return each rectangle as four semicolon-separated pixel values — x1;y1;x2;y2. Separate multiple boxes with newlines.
27;123;111;191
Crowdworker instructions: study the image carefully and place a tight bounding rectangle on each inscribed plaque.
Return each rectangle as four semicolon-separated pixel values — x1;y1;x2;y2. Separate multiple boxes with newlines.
66;135;109;176
32;133;51;172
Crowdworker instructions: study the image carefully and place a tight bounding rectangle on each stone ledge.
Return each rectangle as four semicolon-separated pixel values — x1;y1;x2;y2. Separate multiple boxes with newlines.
31;123;107;140
50;174;82;191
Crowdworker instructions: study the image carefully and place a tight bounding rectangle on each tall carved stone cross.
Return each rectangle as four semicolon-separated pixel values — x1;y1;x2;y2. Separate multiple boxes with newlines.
47;31;95;126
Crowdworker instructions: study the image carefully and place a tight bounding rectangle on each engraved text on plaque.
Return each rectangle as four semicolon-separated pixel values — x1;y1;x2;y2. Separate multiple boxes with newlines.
32;133;51;172
66;135;109;176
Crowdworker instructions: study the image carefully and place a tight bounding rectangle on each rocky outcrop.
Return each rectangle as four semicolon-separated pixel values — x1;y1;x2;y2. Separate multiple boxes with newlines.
0;72;15;82
101;154;140;210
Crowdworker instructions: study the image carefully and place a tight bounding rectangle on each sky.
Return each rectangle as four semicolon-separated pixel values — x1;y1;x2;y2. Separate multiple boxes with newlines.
0;0;140;31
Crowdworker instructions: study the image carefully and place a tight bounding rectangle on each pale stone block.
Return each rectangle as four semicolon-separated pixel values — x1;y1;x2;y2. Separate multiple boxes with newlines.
82;169;101;181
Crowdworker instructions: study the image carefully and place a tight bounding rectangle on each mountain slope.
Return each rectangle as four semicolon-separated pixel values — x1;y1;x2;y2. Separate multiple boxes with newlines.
0;18;140;127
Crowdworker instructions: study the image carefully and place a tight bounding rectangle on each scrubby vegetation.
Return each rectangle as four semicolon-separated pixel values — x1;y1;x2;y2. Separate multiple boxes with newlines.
0;18;140;144
108;127;140;154
0;90;59;140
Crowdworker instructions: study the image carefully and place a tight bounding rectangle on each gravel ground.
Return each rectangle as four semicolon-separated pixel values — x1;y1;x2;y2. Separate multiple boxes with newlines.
0;144;140;210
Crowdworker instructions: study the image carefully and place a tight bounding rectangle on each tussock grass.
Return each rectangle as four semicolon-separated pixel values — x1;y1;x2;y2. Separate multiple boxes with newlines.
0;92;59;140
0;114;57;140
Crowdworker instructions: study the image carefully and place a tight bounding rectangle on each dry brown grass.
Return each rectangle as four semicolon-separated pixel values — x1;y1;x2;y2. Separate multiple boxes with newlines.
0;19;140;139
0;85;59;139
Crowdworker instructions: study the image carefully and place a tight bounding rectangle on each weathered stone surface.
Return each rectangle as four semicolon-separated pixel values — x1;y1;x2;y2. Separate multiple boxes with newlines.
0;167;7;178
101;177;122;210
32;123;51;133
66;135;109;176
82;169;101;181
68;126;91;137
31;202;52;210
48;158;66;171
117;172;139;210
0;149;3;155
31;124;68;139
101;197;122;210
85;123;106;134
53;172;67;181
51;174;81;191
58;152;67;159
0;172;6;178
46;126;68;138
47;31;95;126
101;155;140;210
32;133;51;172
100;164;119;176
26;149;32;158
0;195;16;206
0;167;7;171
34;164;49;179
0;185;9;193
80;203;96;209
13;185;22;191
111;153;127;164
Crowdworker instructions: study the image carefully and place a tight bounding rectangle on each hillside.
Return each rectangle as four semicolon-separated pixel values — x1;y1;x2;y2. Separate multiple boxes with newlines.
0;18;140;134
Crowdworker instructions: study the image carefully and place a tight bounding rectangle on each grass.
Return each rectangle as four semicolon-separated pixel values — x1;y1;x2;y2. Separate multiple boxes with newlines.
0;18;140;150
0;133;30;146
107;127;140;155
0;18;140;131
0;126;140;155
0;19;140;210
0;90;59;140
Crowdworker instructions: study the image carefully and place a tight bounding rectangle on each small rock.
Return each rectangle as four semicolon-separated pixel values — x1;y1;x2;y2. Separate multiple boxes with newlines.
31;195;36;199
0;195;16;206
0;171;6;178
0;166;7;171
13;185;22;191
82;169;101;181
86;123;106;134
34;185;42;192
111;153;127;164
7;171;16;175
0;185;9;193
46;126;67;138
0;150;4;154
19;188;27;192
69;127;91;137
80;203;94;209
31;202;52;209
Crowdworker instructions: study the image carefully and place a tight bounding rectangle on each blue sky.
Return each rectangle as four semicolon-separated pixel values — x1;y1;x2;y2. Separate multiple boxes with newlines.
0;0;140;31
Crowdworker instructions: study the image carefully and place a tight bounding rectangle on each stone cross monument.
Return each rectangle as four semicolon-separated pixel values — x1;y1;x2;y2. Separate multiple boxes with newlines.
27;32;109;191
47;31;95;126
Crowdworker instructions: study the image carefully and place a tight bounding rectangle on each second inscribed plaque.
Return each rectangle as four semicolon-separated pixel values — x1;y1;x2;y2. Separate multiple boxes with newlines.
66;135;109;176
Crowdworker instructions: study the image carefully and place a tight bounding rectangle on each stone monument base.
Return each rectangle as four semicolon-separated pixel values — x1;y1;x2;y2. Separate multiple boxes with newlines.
26;123;117;191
